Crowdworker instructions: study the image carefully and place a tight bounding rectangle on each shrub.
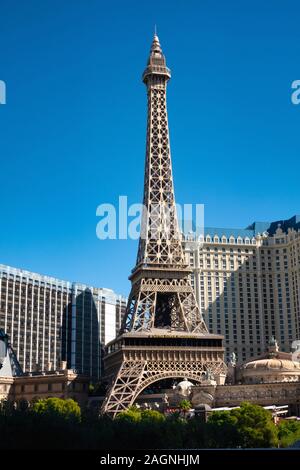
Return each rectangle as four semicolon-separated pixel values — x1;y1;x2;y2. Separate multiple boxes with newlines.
278;419;300;447
32;397;81;422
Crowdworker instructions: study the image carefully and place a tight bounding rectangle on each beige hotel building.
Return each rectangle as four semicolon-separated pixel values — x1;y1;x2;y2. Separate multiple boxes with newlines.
185;215;300;364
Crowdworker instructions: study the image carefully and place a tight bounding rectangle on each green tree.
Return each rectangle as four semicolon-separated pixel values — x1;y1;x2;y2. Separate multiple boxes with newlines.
209;402;278;448
141;409;165;423
278;419;300;447
178;399;192;415
32;397;81;422
116;406;142;423
207;409;240;448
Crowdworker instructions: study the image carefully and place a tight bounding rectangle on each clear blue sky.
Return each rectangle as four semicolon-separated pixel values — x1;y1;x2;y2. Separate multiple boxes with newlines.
0;0;300;296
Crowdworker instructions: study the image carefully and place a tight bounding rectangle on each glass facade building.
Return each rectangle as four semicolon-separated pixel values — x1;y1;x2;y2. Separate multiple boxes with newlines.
0;264;126;380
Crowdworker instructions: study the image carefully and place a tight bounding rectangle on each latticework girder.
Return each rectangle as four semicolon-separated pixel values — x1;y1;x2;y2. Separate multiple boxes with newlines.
101;359;227;417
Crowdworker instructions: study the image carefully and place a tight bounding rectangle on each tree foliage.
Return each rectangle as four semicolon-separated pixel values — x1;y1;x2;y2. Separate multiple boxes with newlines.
209;402;279;448
0;398;299;449
32;397;81;422
178;399;192;412
115;406;142;423
278;419;300;447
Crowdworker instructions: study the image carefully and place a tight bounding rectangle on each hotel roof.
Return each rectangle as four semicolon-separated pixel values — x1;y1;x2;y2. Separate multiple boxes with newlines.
203;215;300;239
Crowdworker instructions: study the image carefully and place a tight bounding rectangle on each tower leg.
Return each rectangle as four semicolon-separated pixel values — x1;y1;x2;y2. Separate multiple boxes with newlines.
101;361;146;417
177;290;208;333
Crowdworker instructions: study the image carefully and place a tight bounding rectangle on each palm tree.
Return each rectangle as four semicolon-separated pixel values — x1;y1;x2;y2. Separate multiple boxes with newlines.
178;399;192;418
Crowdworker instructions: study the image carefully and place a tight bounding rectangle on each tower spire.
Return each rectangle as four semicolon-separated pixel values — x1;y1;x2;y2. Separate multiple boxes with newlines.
143;33;170;82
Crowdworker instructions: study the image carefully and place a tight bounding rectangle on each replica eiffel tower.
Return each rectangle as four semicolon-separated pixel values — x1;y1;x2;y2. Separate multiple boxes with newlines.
101;34;227;417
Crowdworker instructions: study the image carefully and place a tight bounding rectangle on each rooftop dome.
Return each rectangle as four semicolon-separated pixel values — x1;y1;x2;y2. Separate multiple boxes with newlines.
243;358;300;372
239;339;300;384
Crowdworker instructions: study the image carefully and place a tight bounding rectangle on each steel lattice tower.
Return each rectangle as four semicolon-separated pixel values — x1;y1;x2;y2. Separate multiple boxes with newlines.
101;35;227;417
